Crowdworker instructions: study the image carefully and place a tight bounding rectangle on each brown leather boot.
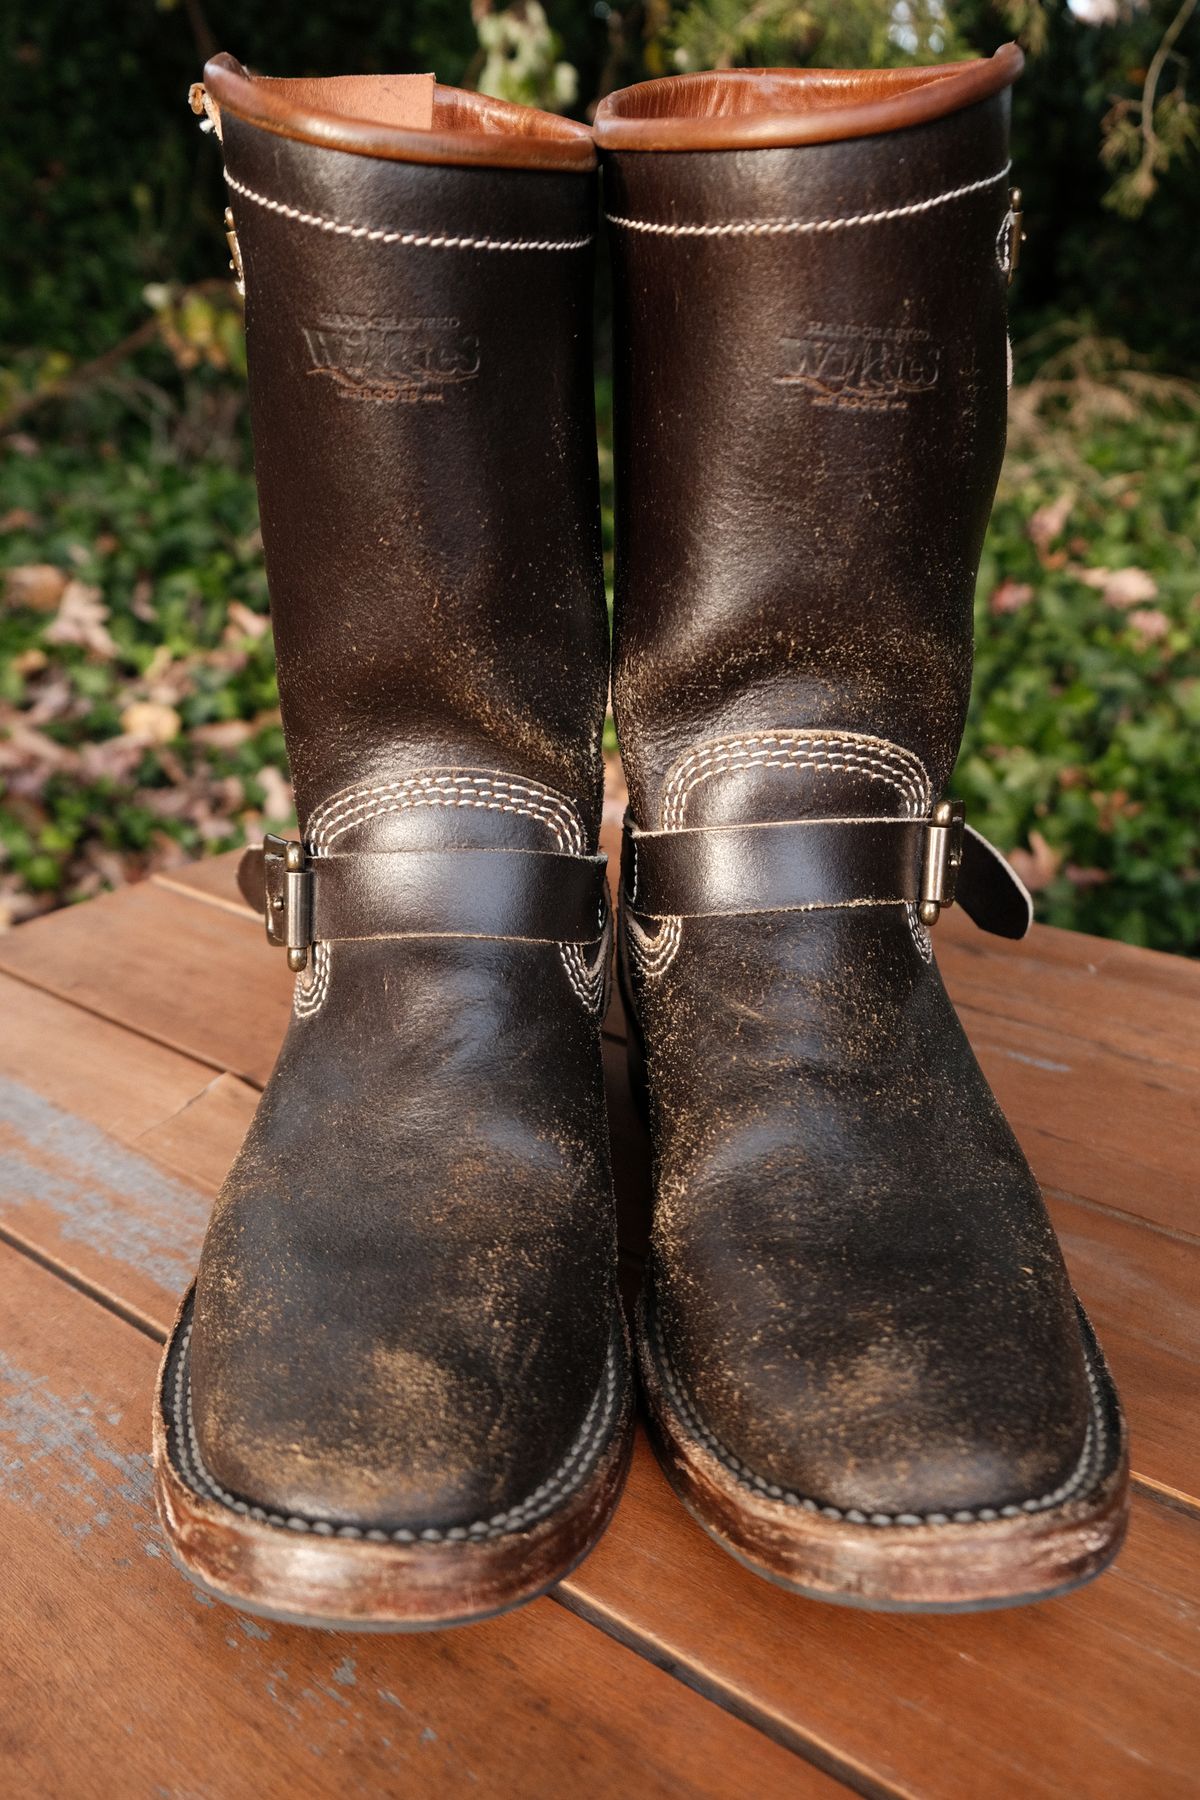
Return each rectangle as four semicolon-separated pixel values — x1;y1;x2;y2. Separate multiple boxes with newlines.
153;58;633;1629
594;49;1129;1611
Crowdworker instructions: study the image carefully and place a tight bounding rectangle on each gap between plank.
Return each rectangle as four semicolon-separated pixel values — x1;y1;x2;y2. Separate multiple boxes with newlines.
551;1583;897;1800
0;1220;165;1343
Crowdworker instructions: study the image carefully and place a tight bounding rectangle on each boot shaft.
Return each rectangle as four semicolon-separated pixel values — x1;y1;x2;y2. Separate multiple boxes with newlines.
202;58;608;841
596;50;1022;828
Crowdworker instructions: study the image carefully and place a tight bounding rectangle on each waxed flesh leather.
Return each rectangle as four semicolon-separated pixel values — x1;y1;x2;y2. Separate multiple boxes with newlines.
601;69;1119;1519
184;69;621;1535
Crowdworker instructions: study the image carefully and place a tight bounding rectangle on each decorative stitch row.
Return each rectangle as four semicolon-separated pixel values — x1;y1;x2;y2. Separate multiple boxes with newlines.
606;163;1011;241
307;772;584;852
173;1318;619;1542
295;771;597;1019
648;1305;1107;1527
663;732;930;831
224;171;593;254
628;731;934;978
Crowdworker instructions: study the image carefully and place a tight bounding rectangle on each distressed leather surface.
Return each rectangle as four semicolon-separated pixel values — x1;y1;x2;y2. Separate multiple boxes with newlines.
603;72;1111;1516
187;77;619;1531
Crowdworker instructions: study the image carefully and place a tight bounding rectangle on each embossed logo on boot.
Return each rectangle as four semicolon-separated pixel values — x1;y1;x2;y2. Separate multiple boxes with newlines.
776;323;939;412
301;315;481;404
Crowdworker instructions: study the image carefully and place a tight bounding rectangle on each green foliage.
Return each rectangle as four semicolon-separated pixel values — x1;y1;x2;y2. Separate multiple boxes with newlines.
957;338;1200;952
476;2;579;107
667;0;972;71
0;361;288;921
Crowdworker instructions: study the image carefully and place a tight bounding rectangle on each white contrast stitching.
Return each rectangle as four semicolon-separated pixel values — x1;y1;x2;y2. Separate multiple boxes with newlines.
294;941;331;1018
648;1303;1109;1527
628;731;935;978
606;163;1011;240
307;773;583;851
173;1318;620;1541
224;171;593;253
561;923;609;1015
626;912;682;980
294;771;597;1019
662;732;930;830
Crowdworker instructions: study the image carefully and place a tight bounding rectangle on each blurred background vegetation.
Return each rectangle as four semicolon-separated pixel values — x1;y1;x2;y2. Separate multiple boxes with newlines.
0;0;1197;950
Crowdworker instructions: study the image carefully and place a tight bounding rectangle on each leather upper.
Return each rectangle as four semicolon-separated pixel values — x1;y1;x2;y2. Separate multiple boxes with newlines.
187;69;619;1533
604;71;1102;1518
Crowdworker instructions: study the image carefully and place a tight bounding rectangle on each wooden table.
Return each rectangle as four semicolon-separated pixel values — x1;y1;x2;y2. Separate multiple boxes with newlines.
0;823;1196;1799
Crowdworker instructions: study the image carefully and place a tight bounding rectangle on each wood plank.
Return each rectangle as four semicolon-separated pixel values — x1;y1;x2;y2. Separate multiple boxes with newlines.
0;975;248;1325
934;907;1200;1076
0;878;291;1087
569;1441;1200;1800
156;853;1200;1240
957;1001;1199;1238
0;1245;839;1800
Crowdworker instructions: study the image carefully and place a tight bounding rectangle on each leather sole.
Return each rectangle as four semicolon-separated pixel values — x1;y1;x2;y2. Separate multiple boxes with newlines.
636;1288;1130;1613
153;1287;634;1631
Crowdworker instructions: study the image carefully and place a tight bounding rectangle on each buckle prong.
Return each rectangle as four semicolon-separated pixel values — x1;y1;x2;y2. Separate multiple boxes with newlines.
261;833;313;971
920;799;965;927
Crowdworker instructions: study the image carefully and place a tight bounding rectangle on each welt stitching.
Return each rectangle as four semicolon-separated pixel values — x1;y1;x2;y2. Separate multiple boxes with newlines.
649;1306;1107;1527
224;171;593;254
173;1320;619;1541
606;162;1011;241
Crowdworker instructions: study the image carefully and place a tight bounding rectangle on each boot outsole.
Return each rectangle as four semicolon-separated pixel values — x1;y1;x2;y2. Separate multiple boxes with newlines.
636;1289;1130;1614
153;1288;634;1632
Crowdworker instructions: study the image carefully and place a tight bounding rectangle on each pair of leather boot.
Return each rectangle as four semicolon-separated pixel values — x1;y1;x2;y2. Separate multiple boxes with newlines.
154;47;1128;1628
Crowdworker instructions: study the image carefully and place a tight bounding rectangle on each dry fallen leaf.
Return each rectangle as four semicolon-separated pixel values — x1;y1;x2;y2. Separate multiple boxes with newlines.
43;580;117;659
6;563;67;612
1007;829;1062;893
1027;493;1073;553
257;765;294;822
1126;607;1170;646
119;699;182;744
225;600;270;641
1070;564;1159;609
989;579;1035;616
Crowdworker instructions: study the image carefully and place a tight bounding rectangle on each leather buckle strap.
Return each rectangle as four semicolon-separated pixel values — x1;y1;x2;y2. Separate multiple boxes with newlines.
239;834;609;969
621;805;1032;941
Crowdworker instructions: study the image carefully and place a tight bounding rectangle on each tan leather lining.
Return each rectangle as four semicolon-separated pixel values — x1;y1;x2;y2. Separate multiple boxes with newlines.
593;48;1023;151
204;53;596;172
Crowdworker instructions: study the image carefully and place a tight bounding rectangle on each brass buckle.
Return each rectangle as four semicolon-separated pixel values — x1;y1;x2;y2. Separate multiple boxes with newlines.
919;800;965;927
261;834;313;972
